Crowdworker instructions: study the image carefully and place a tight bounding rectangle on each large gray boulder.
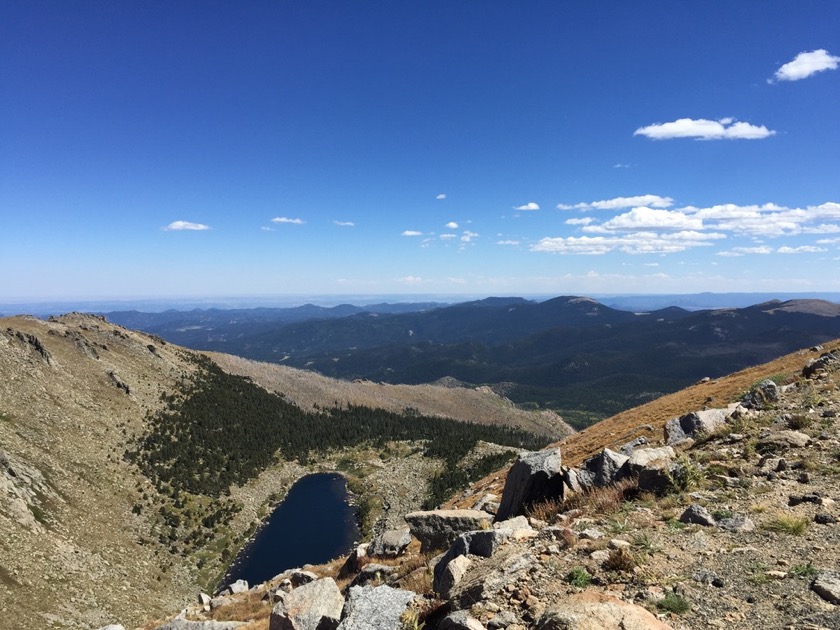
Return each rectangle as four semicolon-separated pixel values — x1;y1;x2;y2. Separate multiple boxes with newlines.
449;546;534;609
742;378;780;409
270;577;345;630
369;526;412;557
665;409;728;445
812;571;840;605
337;584;416;630
432;528;509;595
434;553;472;597
404;509;493;552
627;446;676;494
495;448;564;521
580;448;629;488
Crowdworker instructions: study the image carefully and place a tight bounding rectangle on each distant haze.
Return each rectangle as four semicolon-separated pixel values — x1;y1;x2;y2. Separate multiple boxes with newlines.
2;292;840;318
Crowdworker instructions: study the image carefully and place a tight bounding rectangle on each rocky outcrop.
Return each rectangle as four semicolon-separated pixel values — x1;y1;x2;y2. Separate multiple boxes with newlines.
368;526;411;557
495;448;563;520
404;509;493;552
269;578;344;630
665;408;728;445
336;585;416;630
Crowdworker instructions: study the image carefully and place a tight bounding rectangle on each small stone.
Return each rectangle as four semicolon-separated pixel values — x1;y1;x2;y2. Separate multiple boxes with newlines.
680;504;717;527
815;514;838;525
579;528;604;540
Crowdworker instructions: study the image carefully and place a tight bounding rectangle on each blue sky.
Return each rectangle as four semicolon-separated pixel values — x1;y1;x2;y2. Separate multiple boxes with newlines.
2;1;839;302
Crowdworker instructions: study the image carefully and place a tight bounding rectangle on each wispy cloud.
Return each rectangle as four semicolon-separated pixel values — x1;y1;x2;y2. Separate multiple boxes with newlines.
163;220;210;231
333;220;355;227
461;230;479;242
771;49;840;82
397;275;423;284
436;193;447;200
440;233;457;240
778;245;827;254
634;117;776;140
401;230;423;236
532;231;724;255
565;217;595;225
514;202;540;211
686;202;840;237
497;240;521;245
716;246;773;257
446;221;459;229
613;163;631;168
584;207;703;232
557;194;674;211
271;217;305;225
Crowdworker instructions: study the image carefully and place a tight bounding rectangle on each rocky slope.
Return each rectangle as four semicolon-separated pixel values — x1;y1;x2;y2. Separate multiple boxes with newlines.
0;313;566;629
140;340;840;630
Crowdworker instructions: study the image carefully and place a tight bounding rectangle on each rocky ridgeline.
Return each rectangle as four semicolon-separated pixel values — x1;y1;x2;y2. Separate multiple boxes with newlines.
111;348;840;629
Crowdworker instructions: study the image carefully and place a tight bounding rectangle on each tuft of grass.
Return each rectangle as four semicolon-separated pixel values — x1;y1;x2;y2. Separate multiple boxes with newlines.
786;414;812;430
602;547;638;572
762;513;809;536
566;566;593;588
563;477;639;516
632;532;660;556
668;456;704;492
790;562;819;578
525;496;562;524
656;593;690;615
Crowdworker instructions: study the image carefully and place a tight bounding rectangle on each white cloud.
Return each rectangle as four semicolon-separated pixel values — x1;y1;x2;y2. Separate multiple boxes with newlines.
271;217;305;225
440;233;457;240
634;118;776;140
531;230;724;255
436;193;447;200
401;230;423;236
163;220;210;231
565;217;595;226
333;220;355;227
461;230;479;242
772;49;840;82
817;237;840;244
558;194;674;211
445;221;459;229
613;163;631;169
716;246;773;257
777;245;827;254
397;276;424;284
584;207;702;232
514;202;540;211
497;240;521;246
683;202;840;237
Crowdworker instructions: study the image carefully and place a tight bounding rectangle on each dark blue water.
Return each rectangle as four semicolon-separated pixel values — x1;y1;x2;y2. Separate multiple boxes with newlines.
222;473;360;586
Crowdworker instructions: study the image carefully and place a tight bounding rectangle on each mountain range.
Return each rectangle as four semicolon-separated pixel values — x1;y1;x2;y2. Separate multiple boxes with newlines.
105;296;840;428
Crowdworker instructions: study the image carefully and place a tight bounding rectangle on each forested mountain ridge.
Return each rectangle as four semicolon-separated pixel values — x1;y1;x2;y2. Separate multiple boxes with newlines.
108;296;840;428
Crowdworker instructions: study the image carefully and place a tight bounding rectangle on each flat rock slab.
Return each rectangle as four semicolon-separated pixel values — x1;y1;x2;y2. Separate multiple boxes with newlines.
270;578;344;630
535;592;673;630
812;571;840;605
337;584;416;630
